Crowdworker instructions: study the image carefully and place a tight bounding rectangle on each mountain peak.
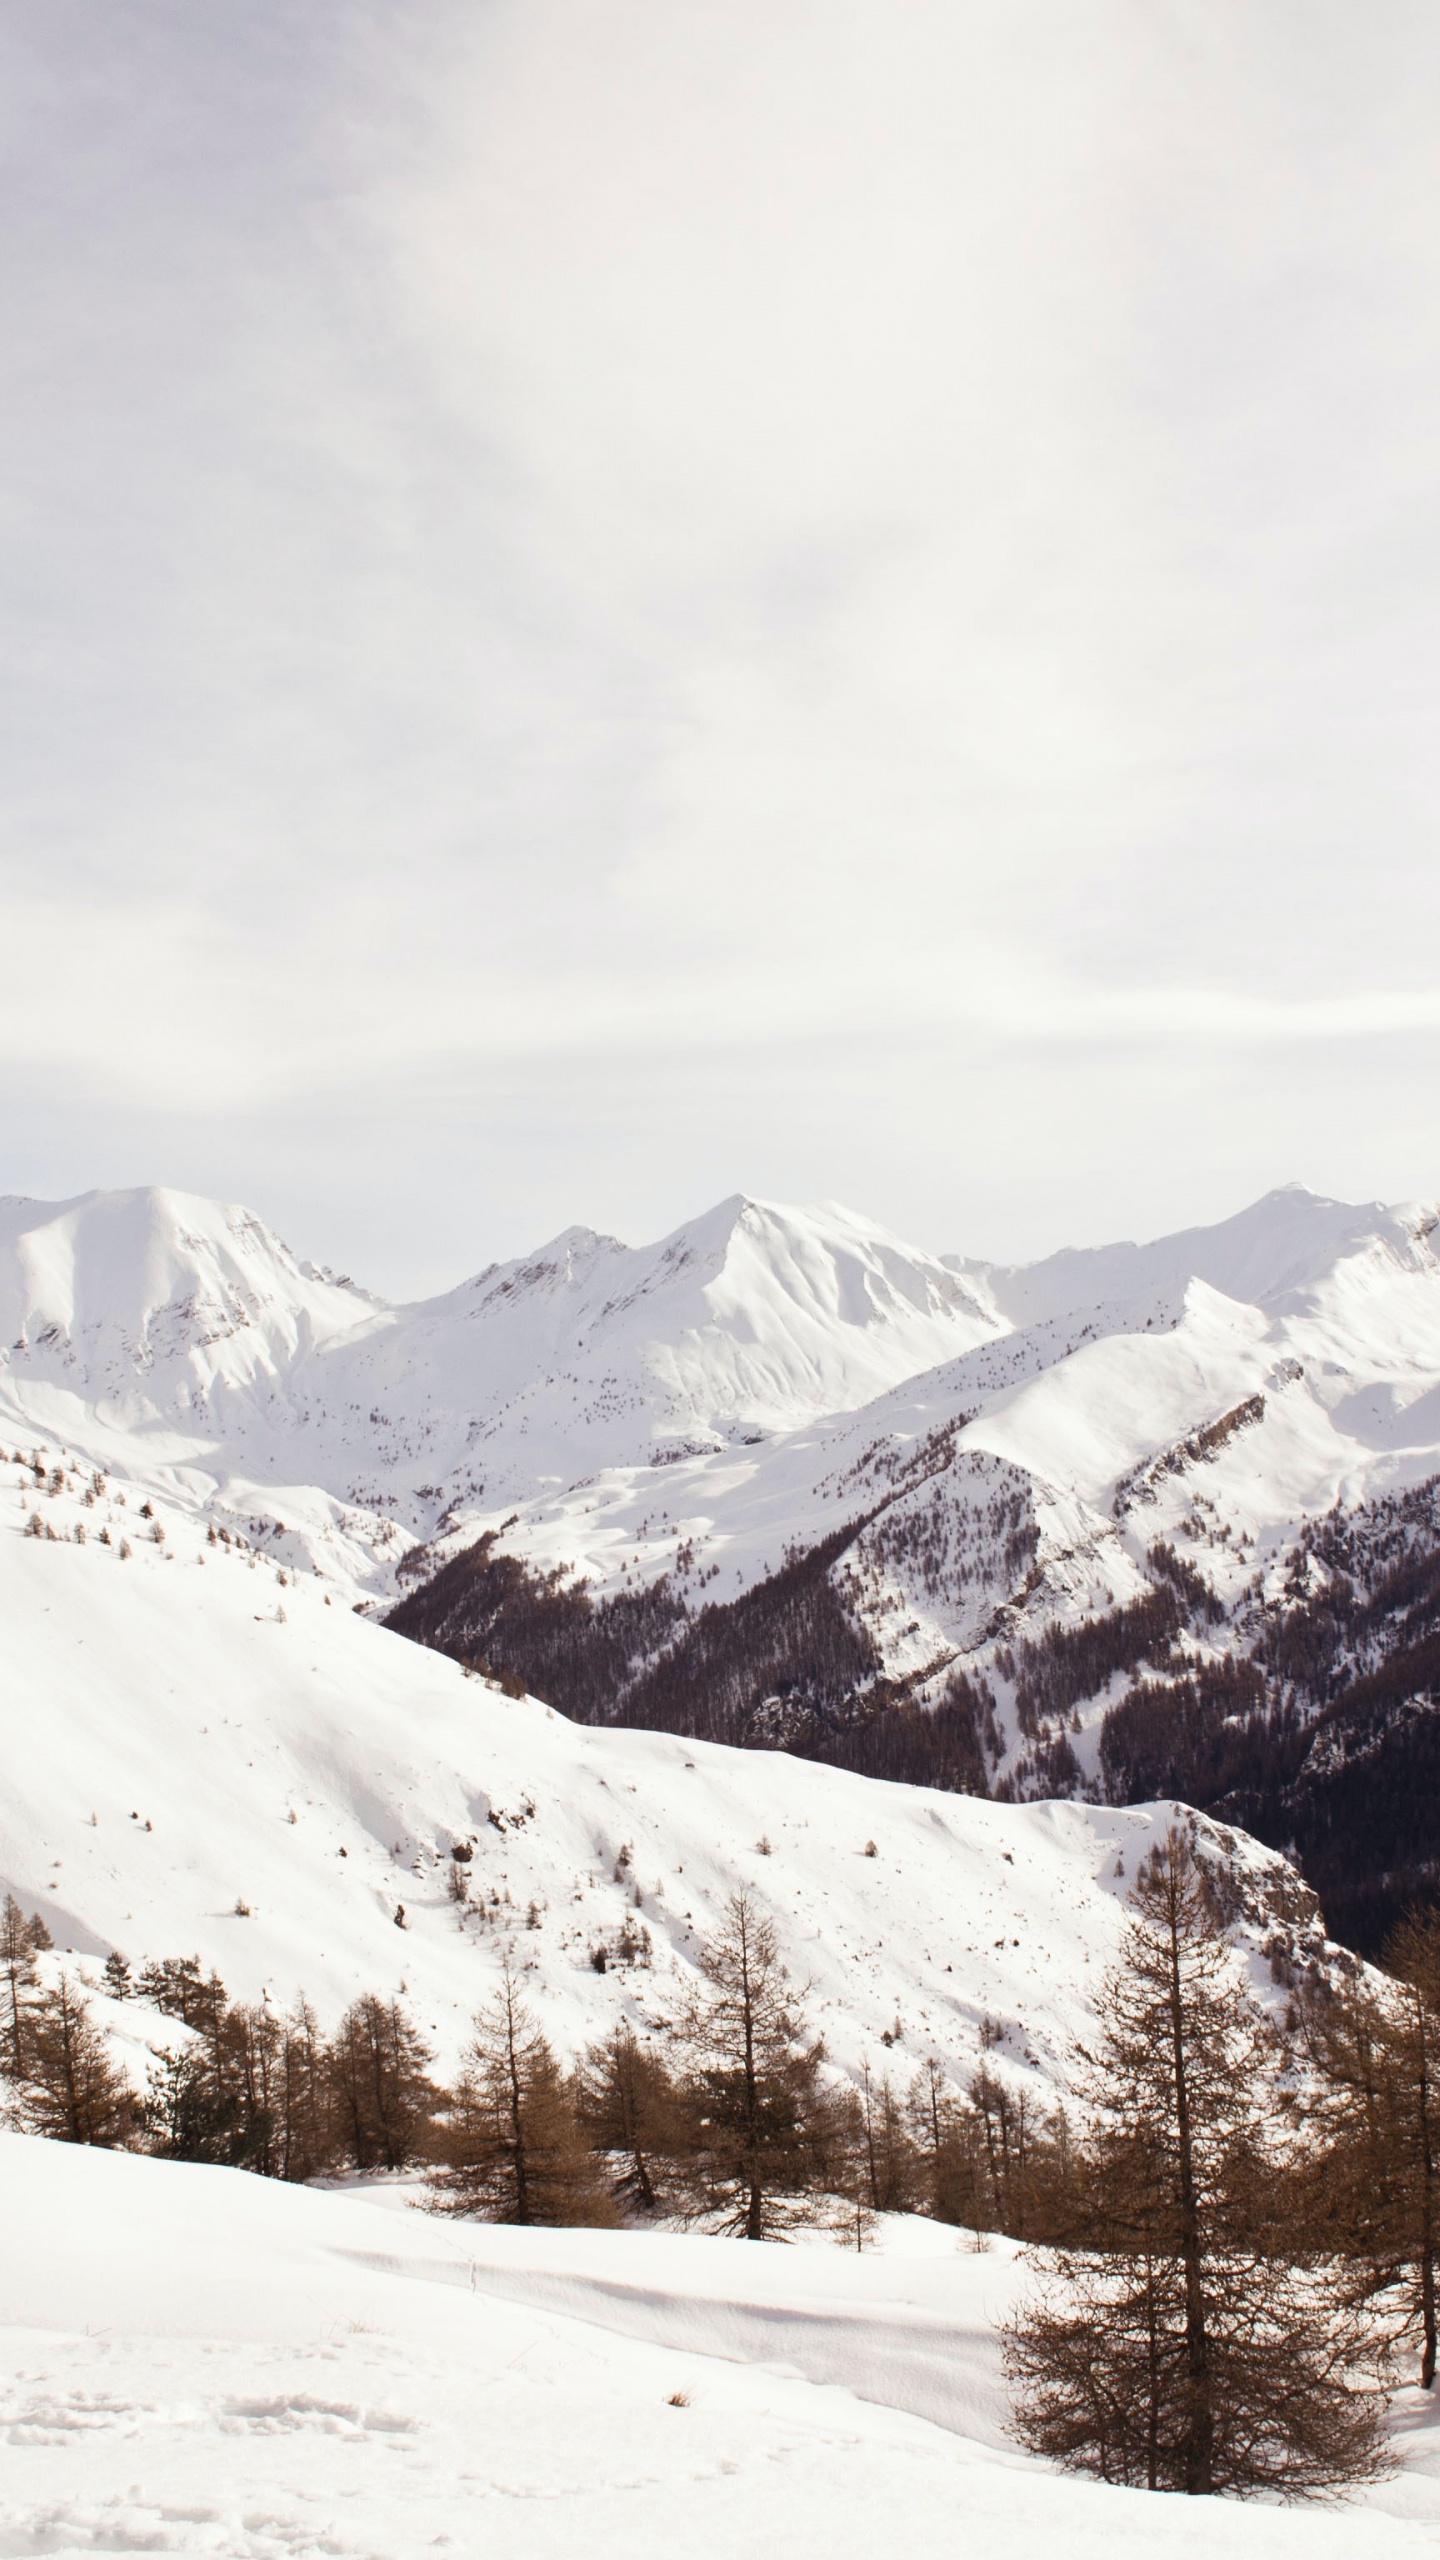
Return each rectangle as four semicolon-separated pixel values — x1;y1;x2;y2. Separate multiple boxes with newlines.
0;1184;381;1405
961;1185;1437;1331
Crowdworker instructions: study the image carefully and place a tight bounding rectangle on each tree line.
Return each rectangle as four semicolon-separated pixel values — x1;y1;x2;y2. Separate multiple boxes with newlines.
0;1889;1078;2242
10;1844;1440;2499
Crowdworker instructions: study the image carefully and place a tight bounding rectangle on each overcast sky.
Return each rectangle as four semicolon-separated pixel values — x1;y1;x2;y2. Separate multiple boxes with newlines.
4;1;1440;1295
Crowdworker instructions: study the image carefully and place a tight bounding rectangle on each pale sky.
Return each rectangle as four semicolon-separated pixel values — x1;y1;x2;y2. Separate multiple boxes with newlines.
4;1;1440;1296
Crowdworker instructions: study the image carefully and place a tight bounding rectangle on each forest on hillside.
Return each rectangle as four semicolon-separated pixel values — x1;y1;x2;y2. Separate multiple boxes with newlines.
387;1477;1440;1956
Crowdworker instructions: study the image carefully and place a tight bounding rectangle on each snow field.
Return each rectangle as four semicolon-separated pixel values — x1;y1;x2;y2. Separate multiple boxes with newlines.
3;2134;1440;2560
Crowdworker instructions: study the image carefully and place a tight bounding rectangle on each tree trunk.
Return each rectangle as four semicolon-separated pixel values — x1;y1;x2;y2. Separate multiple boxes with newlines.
1166;1896;1212;2494
1417;1990;1437;2390
1144;2255;1161;2494
740;1912;762;2237
507;2019;531;2224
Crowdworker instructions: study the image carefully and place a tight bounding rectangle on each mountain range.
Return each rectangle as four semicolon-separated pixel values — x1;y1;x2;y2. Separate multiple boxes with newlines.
6;1176;1440;1949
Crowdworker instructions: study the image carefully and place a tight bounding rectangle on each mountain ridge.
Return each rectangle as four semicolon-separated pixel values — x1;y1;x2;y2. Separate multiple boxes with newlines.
8;1174;1440;1946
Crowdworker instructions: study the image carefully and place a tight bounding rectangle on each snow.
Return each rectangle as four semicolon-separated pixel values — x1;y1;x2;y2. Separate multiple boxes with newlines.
0;1187;1000;1562
3;2132;1439;2560
10;1176;1440;1796
0;1184;383;1394
0;1483;1327;2085
951;1186;1440;1333
451;1184;1440;1779
6;1180;1440;2549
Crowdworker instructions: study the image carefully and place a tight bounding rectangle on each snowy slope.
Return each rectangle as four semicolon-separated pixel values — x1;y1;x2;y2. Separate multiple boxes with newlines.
0;1186;407;1591
375;1181;1440;1685
473;1184;1440;1620
390;1186;1440;1801
8;1179;1440;1629
0;1186;1003;1589
0;1184;382;1405
950;1184;1438;1331
336;1192;1004;1502
0;1472;1331;2093
9;1179;1440;1810
4;2136;1439;2559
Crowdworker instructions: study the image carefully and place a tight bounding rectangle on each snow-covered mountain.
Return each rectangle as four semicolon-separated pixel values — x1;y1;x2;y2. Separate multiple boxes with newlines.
949;1182;1438;1332
0;1185;1000;1563
367;1191;1003;1490
6;1183;1438;2552
7;1174;1440;1947
0;1456;1332;2098
9;1178;1440;1610
0;1187;404;1587
373;1181;1440;1951
385;1184;1440;1757
0;1183;382;1404
4;1178;1434;2560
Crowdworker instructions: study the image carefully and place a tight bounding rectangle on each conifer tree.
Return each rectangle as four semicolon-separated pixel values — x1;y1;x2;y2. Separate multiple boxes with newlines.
431;1954;614;2225
1;1893;51;2085
329;1993;437;2172
274;1996;338;2182
144;1997;287;2171
908;2058;991;2232
970;2067;1059;2238
1303;1906;1440;2390
138;1972;342;2180
856;2060;918;2215
1004;1828;1389;2497
678;1891;834;2238
904;2055;1076;2241
227;2004;284;2174
576;2021;684;2213
142;1965;256;2165
137;1953;208;2026
17;1973;137;2146
144;2042;245;2162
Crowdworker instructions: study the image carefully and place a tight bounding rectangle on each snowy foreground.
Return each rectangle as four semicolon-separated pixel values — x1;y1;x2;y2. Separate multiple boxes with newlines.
6;2136;1440;2560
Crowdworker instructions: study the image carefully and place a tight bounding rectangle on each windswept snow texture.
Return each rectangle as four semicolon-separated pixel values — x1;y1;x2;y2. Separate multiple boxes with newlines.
0;1483;1332;2087
4;2135;1440;2560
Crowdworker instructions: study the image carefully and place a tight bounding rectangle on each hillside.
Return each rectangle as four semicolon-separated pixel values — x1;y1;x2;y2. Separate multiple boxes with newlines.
385;1189;1440;1946
0;1462;1337;2099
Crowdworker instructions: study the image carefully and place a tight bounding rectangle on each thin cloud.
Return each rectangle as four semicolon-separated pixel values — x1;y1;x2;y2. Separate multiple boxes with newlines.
3;2;1440;1274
